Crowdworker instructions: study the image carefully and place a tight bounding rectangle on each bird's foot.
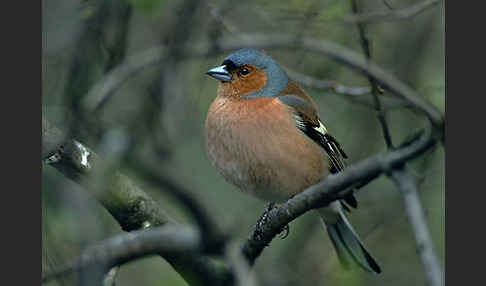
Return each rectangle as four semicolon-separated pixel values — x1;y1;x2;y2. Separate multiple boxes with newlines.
253;202;277;241
256;202;276;227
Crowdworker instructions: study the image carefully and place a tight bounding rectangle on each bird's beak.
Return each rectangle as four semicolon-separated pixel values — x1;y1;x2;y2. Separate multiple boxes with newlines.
206;65;232;82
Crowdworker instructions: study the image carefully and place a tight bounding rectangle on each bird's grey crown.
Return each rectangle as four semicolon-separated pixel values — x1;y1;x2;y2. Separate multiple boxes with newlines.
223;48;289;98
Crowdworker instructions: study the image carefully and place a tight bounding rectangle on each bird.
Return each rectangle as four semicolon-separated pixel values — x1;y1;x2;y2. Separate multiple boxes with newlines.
204;48;381;274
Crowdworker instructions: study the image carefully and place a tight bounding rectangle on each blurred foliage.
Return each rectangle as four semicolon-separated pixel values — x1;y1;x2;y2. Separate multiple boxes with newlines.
42;0;444;285
129;0;165;13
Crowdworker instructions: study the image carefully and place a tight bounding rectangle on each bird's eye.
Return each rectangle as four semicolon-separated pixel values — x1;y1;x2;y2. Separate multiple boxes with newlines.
238;68;250;77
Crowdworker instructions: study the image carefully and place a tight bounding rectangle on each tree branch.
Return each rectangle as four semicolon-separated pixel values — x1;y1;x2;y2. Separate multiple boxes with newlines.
42;117;233;286
42;132;172;231
61;0;132;140
350;4;443;284
127;158;227;254
391;169;444;286
208;5;371;99
80;34;444;138
43;118;439;280
42;225;202;284
242;127;437;263
42;117;66;159
45;25;444;284
103;265;119;286
285;68;416;111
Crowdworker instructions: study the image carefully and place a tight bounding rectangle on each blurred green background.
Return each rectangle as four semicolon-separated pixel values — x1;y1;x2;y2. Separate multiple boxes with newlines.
42;0;444;285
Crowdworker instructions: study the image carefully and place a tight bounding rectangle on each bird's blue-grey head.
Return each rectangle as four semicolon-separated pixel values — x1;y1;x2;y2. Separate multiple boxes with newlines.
206;48;289;98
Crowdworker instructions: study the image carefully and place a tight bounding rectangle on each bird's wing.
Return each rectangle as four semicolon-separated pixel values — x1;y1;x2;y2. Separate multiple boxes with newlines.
277;91;357;209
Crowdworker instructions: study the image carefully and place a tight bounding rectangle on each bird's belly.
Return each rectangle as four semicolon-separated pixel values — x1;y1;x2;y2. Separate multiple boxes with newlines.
205;97;327;202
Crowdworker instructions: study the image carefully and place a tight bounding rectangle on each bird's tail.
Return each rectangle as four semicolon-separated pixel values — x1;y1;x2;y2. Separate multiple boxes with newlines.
318;207;381;274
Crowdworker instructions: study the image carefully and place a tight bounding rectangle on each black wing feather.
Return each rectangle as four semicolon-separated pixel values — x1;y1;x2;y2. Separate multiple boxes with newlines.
296;115;358;209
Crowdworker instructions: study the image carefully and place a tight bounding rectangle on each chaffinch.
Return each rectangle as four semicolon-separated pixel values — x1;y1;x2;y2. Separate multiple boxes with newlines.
205;48;381;274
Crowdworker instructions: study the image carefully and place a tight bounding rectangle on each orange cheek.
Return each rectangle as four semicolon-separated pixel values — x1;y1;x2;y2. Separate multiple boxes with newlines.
217;70;268;98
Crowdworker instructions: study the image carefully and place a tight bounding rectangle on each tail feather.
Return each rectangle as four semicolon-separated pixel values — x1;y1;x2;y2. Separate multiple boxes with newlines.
326;225;354;269
319;208;381;274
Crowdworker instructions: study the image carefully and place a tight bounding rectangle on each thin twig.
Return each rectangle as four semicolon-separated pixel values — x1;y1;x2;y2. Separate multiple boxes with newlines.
351;0;394;148
284;67;371;96
383;0;395;10
345;0;441;24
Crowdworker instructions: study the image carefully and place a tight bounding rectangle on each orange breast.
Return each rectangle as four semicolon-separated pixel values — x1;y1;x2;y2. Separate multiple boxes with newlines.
205;96;328;202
